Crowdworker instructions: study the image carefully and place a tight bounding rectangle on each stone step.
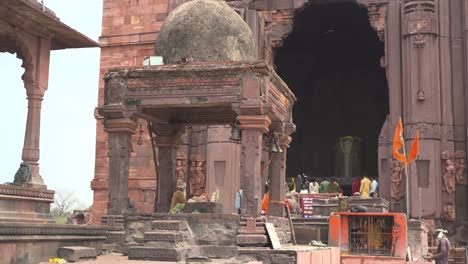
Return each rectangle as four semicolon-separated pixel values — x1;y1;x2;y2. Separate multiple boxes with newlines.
144;240;179;249
152;220;188;231
236;234;268;247
128;246;188;261
106;230;125;244
144;230;182;242
57;246;97;262
198;245;238;259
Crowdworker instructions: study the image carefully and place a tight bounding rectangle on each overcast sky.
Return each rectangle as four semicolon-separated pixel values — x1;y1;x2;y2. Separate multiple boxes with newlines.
0;0;102;207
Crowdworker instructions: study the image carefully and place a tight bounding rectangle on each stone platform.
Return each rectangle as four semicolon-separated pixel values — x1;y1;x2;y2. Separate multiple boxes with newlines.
292;216;329;245
237;246;340;263
0;222;106;264
0;184;55;223
123;213;294;262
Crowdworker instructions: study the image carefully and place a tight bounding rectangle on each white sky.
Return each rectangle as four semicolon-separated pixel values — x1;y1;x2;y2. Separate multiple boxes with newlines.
0;0;102;207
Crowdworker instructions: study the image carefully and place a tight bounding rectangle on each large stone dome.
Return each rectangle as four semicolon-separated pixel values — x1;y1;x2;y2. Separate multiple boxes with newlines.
155;0;255;63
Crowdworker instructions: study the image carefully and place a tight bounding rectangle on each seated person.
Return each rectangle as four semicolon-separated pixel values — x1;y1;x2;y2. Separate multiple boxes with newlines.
285;193;301;215
170;180;186;212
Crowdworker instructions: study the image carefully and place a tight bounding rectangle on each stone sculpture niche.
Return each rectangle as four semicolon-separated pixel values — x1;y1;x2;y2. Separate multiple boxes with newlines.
390;159;404;200
454;150;466;185
441;151;456;194
189;155;206;197
176;153;187;182
442;201;456;222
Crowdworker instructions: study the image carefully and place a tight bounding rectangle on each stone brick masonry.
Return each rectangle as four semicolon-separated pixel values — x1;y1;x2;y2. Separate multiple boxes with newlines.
91;0;169;223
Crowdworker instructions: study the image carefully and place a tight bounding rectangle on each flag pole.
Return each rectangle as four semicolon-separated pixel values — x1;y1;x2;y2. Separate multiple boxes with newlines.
401;134;410;218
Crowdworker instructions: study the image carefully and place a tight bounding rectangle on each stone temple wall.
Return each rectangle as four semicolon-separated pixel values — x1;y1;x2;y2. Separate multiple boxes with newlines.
91;0;170;224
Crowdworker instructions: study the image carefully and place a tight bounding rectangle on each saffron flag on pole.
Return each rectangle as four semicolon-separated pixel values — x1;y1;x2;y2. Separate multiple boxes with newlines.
407;130;420;164
393;118;406;163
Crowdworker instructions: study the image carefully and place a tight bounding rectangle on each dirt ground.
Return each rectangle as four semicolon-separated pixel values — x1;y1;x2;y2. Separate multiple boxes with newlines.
38;253;255;264
39;253;179;264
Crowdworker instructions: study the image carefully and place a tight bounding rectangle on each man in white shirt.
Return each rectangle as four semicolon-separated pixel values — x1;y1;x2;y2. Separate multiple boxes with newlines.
309;178;320;194
370;176;378;198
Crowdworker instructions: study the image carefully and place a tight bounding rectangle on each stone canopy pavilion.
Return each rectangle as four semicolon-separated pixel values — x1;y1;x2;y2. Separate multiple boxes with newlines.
99;0;296;221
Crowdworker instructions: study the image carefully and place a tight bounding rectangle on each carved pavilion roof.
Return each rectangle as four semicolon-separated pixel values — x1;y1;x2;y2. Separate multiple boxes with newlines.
0;0;98;51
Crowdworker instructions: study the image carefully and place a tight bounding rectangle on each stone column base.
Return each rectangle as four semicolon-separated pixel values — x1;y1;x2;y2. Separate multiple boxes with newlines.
0;184;54;223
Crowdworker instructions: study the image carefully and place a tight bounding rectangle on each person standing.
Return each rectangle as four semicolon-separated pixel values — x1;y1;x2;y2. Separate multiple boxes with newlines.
360;175;371;198
431;229;450;264
352;176;361;195
370;176;379;198
319;178;330;193
328;178;340;194
309;178;320;194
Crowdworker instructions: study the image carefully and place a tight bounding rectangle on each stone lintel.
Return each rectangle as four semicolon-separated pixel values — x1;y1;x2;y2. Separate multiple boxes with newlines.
104;118;137;134
155;136;179;148
237;115;271;133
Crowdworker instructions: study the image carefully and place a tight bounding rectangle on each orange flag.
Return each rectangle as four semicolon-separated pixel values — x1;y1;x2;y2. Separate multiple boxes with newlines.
393;118;406;163
407;131;420;164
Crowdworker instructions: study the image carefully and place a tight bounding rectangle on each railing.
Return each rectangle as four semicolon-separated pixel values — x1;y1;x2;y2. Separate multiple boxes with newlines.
349;215;394;256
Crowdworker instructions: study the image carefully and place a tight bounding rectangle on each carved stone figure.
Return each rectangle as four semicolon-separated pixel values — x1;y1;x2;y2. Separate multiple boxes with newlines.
442;159;456;194
176;153;187;182
390;159;403;200
13;162;31;187
455;150;466;185
442;202;456;222
189;155;206;197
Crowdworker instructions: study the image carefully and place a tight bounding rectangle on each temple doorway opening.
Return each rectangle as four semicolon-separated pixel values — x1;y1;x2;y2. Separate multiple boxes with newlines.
275;1;389;193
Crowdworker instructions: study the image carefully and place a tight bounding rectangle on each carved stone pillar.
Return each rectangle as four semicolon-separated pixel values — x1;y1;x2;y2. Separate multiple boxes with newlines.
401;0;441;219
237;115;271;217
104;118;137;216
20;37;51;188
269;125;293;217
21;90;45;187
154;125;180;212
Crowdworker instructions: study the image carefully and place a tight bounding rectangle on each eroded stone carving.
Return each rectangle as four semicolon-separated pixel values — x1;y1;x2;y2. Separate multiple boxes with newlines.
189;155;206;197
442;202;456;222
441;151;456;194
455;150;466;185
366;3;387;42
403;0;437;36
390;159;404;200
176;153;187;182
13;162;31;186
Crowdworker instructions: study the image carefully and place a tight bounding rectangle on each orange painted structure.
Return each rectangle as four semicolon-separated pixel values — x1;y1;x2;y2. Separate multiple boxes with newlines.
329;212;407;259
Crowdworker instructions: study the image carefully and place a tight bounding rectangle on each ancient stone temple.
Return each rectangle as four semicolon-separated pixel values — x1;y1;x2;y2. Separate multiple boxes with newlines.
92;0;468;240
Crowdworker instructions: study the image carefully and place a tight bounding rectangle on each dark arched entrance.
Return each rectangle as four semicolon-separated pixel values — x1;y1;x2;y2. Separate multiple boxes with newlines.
276;1;389;191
